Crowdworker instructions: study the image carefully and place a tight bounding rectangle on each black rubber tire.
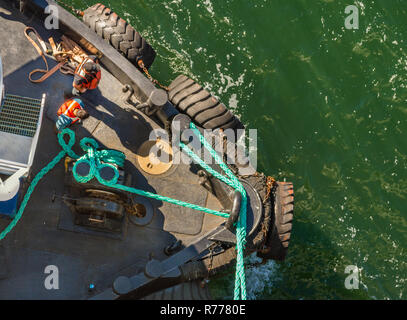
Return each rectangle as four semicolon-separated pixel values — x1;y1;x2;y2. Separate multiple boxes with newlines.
168;75;244;130
83;3;156;69
141;281;211;300
241;174;273;250
257;181;294;261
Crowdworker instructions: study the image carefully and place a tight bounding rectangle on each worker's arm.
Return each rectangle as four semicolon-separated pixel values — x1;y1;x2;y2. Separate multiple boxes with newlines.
56;114;73;132
73;76;87;93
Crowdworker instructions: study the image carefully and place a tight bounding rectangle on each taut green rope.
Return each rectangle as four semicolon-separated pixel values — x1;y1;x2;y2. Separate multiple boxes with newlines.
180;123;247;300
0;124;247;300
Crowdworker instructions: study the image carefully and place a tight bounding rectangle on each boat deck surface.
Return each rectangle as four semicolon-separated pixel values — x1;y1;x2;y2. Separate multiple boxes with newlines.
0;1;223;299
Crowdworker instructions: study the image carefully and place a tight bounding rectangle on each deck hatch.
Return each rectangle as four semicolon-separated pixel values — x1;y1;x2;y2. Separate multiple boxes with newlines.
0;92;45;176
0;94;42;137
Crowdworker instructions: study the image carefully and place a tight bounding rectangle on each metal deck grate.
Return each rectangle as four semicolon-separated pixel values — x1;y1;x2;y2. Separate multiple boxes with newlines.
0;94;42;137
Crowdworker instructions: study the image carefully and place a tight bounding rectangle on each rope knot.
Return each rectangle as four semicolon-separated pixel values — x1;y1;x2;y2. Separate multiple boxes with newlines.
57;129;125;185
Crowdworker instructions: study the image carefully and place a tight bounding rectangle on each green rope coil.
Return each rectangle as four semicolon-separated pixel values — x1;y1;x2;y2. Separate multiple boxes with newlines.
0;124;247;300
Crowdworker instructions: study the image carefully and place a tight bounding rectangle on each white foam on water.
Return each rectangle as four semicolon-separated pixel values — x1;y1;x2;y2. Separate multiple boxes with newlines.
203;0;215;17
245;253;281;299
228;93;238;111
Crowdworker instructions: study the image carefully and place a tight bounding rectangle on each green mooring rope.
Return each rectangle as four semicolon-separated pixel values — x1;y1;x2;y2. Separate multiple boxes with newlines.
180;123;247;300
0;123;247;300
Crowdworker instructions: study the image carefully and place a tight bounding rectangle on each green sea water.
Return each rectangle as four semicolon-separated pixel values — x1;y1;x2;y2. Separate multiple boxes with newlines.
67;0;406;299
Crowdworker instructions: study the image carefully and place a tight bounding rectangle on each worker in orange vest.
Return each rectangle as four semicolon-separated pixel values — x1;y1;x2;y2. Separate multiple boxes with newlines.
72;55;101;96
55;98;89;132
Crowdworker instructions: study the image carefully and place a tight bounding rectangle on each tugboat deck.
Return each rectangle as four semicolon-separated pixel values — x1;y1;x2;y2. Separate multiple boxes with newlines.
0;1;223;299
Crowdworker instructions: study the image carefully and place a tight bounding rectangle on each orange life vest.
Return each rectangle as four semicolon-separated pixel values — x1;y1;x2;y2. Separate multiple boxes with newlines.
74;57;101;90
57;99;84;124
